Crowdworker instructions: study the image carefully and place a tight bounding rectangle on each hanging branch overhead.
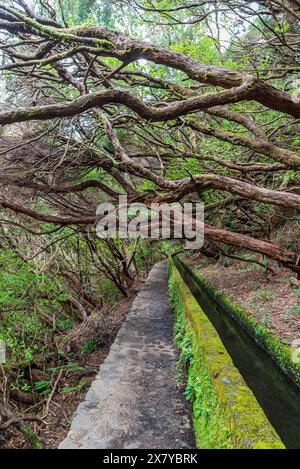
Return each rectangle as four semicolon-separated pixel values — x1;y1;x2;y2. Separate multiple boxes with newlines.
0;0;298;272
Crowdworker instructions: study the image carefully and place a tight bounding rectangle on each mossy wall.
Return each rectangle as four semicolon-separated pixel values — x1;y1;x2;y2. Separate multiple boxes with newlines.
168;257;285;449
176;257;300;387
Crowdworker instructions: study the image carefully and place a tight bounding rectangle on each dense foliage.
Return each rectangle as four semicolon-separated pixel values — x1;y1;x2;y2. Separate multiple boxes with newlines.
0;0;299;448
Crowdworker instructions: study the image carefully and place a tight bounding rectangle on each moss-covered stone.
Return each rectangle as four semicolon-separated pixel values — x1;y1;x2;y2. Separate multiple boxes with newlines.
168;257;285;449
184;260;300;387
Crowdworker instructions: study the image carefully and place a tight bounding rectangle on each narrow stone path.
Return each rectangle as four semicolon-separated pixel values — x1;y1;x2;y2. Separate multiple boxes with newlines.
59;261;194;449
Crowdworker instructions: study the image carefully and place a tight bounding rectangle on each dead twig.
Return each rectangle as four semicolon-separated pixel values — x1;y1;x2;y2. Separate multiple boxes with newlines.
41;368;64;419
0;402;43;448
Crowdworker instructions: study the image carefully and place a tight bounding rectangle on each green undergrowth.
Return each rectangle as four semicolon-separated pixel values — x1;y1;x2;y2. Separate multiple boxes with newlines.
0;249;68;363
187;261;300;387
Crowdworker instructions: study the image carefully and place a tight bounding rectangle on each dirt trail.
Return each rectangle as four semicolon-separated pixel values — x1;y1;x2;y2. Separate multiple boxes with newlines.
59;261;194;449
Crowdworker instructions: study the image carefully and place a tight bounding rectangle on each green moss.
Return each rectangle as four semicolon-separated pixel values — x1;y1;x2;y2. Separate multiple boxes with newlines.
187;262;300;387
168;258;285;449
170;267;232;448
5;6;113;49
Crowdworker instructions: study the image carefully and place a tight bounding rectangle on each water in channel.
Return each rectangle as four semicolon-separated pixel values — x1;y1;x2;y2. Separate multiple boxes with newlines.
174;257;300;449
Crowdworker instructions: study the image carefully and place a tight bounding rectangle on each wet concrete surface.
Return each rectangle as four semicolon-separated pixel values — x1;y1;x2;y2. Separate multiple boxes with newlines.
59;261;194;449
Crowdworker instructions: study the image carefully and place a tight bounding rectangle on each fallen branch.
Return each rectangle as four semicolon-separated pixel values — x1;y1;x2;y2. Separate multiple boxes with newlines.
0;402;42;448
220;251;276;274
41;368;64;420
68;295;89;322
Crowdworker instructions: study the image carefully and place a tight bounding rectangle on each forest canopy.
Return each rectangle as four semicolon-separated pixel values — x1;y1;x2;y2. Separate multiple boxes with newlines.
0;0;299;275
0;0;299;449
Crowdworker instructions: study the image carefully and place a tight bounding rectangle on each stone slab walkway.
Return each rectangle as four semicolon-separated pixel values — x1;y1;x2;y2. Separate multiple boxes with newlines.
59;261;194;449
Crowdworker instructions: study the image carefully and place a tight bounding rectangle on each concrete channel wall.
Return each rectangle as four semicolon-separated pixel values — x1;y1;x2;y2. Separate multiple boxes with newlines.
168;257;285;449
